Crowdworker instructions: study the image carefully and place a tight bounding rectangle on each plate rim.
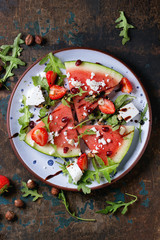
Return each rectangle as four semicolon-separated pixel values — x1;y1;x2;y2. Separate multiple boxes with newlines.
6;47;152;191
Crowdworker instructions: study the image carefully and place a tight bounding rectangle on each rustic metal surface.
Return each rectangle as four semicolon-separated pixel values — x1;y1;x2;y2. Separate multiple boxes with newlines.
0;0;159;239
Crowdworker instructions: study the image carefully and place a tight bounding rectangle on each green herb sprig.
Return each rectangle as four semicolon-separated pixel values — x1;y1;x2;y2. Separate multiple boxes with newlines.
137;103;148;142
115;11;135;45
78;129;96;142
96;193;137;215
0;33;25;86
21;182;43;201
58;190;96;222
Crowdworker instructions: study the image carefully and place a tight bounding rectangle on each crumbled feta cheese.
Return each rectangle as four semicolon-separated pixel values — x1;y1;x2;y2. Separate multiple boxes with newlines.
48;132;54;144
68;126;73;129
67;163;83;183
84;86;88;90
64;131;67;136
38;71;46;78
92;150;98;154
106;138;111;143
119;103;139;122
83;112;87;116
105;74;109;77
68;139;75;146
49;115;53;121
96;131;100;138
29;138;35;147
95;145;99;150
86;79;105;91
98;138;106;145
118;142;121;146
91;127;97;132
26;86;45;106
66;72;70;78
74;142;79;147
89;90;93;95
107;79;110;82
70;78;82;88
91;72;95;79
101;80;106;87
85;149;91;154
55;131;59;137
55;116;58;119
83;106;87;110
119;126;126;135
49;148;55;155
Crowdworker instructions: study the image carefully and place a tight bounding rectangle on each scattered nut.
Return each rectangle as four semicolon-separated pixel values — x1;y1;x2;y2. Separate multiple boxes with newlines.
119;126;126;135
26;179;36;189
117;114;123;121
92;150;98;154
14;199;24;208
5;211;15;221
87;152;95;158
35;35;43;45
25;34;34;46
51;187;59;196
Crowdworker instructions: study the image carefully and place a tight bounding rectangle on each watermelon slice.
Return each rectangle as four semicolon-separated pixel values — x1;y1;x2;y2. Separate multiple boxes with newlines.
25;104;81;158
77;125;134;165
65;61;123;122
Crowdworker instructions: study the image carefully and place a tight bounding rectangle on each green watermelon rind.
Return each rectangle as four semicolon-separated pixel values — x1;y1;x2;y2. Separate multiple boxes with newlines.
25;134;81;158
112;126;135;163
65;61;123;83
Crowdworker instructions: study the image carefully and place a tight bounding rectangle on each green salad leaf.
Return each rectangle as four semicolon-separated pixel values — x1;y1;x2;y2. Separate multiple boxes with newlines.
115;11;135;45
21;181;43;201
137;103;148;142
96;193;137;215
58;190;96;222
78;129;96;142
0;33;25;85
32;75;49;92
114;94;135;110
18;95;33;140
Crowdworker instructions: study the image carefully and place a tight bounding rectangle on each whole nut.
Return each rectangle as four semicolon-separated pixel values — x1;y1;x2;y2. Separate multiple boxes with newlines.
35;35;43;45
14;199;24;208
26;179;36;189
5;211;15;221
51;187;59;196
25;34;34;46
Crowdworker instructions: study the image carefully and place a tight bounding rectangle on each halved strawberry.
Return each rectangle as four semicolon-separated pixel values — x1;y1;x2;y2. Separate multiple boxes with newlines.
121;77;133;93
0;175;10;195
31;127;48;146
46;71;57;88
77;153;88;171
49;85;67;100
99;99;115;114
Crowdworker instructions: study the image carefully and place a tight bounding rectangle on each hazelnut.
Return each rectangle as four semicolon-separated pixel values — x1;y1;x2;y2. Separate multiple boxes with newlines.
26;179;36;189
25;34;34;46
35;35;43;45
5;211;15;221
51;187;59;196
87;152;95;158
14;199;24;208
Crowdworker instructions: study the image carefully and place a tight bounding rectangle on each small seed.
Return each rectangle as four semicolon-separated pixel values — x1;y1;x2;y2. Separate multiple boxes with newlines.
102;127;109;132
51;187;59;196
63;147;69;153
29;121;35;129
25;34;34;46
61;117;69;123
75;59;82;66
35;35;43;45
106;151;112;156
71;87;79;94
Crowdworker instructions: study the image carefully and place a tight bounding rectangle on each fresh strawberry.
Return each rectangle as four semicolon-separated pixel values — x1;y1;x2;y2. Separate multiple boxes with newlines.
99;99;115;114
121;77;133;93
0;175;10;195
31;127;48;146
46;71;57;88
77;153;88;171
49;85;67;100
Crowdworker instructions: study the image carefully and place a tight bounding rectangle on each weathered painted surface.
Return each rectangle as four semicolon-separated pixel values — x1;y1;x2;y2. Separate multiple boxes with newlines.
0;0;160;239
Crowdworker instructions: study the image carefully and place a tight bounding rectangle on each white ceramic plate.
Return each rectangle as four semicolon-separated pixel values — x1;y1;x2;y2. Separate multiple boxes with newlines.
7;48;152;191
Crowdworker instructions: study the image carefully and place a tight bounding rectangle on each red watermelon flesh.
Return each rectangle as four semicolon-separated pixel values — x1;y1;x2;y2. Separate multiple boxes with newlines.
65;61;123;122
77;125;134;165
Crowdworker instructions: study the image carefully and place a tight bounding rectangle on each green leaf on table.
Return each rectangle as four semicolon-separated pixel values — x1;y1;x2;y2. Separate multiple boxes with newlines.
18;95;33;140
115;11;135;45
96;193;137;215
58;190;96;221
21;181;43;201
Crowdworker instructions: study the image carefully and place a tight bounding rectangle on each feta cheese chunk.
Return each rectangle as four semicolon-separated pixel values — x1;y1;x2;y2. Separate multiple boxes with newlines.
26;86;45;106
67;163;83;184
48;132;54;144
119;103;139;122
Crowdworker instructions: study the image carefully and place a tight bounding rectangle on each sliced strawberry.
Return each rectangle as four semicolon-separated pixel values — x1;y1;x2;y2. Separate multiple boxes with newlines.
31;127;48;146
77;153;88;171
49;85;67;100
0;175;10;195
121;77;133;93
46;71;57;88
99;99;115;114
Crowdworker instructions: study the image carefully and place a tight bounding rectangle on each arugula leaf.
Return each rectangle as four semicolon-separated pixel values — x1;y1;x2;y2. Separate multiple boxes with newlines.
115;11;135;45
21;181;43;201
39;107;49;118
84;95;97;103
137;103;148;142
73;115;95;129
18;95;33;140
0;33;25;84
77;182;91;194
63;87;86;103
96;193;137;215
32;76;49;92
114;94;135;110
61;98;70;108
78;129;96;142
58;190;96;221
